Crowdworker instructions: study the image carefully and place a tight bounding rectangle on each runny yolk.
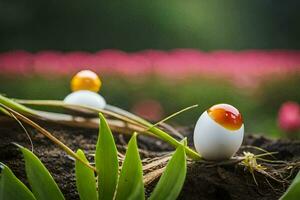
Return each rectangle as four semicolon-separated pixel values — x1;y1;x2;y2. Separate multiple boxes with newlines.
207;104;243;131
71;70;102;92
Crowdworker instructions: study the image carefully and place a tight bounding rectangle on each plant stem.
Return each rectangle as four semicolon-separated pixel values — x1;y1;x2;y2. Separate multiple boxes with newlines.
13;97;202;160
149;127;201;160
0;95;34;115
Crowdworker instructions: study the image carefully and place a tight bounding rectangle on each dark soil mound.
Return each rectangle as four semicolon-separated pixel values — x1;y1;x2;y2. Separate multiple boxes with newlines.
1;121;299;200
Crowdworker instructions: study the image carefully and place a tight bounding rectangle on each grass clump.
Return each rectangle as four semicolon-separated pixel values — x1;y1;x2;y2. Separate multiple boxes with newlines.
0;113;187;200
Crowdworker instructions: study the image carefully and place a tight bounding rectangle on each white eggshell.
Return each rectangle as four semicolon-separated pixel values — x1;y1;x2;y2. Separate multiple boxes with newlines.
63;90;106;109
193;111;244;160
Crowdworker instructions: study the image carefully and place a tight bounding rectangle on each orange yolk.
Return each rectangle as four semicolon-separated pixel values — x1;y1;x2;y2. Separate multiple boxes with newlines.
71;70;101;92
207;104;243;130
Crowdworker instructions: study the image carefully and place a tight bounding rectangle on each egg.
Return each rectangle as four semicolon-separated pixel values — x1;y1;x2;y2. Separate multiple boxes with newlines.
71;70;102;92
64;70;106;109
63;90;106;109
193;104;244;160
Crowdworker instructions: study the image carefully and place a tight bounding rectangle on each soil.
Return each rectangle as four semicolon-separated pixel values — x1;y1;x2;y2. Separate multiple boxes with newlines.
1;120;300;200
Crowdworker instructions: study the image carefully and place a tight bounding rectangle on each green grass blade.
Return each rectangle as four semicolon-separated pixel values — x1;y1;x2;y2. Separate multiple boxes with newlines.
0;94;34;115
149;126;201;160
17;145;65;200
0;106;11;116
280;170;300;200
149;144;187;200
95;113;119;200
75;149;97;200
13;97;201;160
0;163;36;200
116;133;145;200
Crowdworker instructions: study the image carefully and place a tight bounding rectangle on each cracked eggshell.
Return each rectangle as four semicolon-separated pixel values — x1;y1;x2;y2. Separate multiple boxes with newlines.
193;111;244;161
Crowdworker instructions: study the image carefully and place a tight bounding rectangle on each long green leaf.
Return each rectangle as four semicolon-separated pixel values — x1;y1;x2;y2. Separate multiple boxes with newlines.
75;149;97;200
0;94;34;115
95;113;119;200
17;145;65;200
116;133;145;200
14;98;201;160
149;144;187;200
280;170;300;200
0;163;36;200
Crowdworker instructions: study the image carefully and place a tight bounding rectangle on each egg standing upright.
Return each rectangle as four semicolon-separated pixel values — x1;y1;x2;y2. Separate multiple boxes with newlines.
193;104;244;160
63;70;106;109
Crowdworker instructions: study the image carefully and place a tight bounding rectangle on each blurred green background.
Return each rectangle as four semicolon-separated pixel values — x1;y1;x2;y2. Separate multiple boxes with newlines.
1;0;300;138
1;0;300;52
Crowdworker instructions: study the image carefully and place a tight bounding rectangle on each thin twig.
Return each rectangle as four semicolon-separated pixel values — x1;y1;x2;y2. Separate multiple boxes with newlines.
0;103;97;172
9;111;34;152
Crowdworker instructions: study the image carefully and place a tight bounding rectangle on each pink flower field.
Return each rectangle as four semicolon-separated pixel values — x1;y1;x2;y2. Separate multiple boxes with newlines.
1;49;300;86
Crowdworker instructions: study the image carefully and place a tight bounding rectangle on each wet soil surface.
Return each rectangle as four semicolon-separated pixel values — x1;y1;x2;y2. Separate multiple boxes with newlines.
1;121;300;200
